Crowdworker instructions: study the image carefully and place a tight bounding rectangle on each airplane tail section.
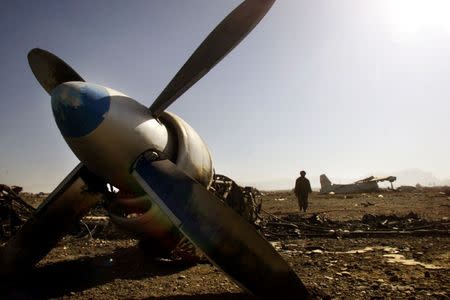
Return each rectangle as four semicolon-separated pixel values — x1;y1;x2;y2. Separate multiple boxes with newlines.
320;174;332;193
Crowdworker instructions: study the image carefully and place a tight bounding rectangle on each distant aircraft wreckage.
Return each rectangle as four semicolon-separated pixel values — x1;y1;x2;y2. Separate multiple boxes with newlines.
320;174;397;194
0;1;310;299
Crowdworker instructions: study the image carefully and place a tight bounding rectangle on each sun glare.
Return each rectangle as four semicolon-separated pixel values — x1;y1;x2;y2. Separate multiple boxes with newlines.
385;0;450;35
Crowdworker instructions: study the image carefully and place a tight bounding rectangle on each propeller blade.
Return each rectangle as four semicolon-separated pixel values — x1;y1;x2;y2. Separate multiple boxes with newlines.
149;0;275;117
0;164;105;277
28;48;84;94
132;153;310;299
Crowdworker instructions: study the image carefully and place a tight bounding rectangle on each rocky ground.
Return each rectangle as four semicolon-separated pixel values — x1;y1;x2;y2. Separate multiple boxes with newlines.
1;188;449;299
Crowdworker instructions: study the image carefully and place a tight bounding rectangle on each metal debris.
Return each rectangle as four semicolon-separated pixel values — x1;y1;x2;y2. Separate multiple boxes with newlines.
0;184;36;241
209;174;262;225
320;174;397;194
261;212;450;240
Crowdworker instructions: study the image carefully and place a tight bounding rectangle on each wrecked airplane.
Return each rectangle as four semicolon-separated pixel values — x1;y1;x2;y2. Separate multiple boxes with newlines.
320;174;397;194
0;1;310;299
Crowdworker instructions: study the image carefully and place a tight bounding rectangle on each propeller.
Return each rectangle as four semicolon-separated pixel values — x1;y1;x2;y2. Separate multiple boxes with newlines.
149;0;275;117
28;48;84;94
132;152;310;299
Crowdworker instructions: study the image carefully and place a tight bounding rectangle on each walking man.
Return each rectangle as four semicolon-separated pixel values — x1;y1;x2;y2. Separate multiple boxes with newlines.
294;170;312;212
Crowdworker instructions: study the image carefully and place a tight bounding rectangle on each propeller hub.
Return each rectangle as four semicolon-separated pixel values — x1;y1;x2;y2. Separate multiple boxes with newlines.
51;82;111;138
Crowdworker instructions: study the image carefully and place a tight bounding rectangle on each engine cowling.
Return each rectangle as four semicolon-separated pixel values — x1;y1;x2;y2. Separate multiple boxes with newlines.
108;111;214;253
159;111;213;188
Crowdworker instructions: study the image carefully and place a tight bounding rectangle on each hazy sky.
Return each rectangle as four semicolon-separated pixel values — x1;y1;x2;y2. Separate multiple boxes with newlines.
1;0;449;192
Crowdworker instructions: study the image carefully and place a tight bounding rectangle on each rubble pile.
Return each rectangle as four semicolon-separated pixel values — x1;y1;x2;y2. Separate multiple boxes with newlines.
262;212;450;240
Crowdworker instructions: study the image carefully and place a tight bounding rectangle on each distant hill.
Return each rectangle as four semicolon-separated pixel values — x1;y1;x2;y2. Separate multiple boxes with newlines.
385;169;444;186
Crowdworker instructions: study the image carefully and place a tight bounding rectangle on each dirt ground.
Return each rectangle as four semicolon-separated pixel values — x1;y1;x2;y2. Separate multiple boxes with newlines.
1;189;449;299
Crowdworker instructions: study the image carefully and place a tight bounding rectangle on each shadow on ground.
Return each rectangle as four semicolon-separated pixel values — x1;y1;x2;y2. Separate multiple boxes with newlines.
1;246;198;299
143;294;255;300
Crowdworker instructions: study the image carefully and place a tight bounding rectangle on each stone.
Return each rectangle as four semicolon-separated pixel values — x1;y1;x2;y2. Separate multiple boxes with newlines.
389;274;399;282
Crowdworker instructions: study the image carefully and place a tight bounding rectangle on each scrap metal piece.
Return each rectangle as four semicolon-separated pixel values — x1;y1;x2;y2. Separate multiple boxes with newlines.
0;185;36;241
209;174;262;224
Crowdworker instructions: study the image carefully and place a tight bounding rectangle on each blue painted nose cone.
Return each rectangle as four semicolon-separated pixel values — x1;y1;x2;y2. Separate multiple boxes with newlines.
51;82;110;138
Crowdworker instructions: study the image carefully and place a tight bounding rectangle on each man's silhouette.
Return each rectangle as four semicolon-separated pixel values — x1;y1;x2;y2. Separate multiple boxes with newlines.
294;170;312;212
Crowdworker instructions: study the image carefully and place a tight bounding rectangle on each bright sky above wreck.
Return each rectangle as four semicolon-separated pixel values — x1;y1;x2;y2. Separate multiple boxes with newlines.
1;0;449;192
